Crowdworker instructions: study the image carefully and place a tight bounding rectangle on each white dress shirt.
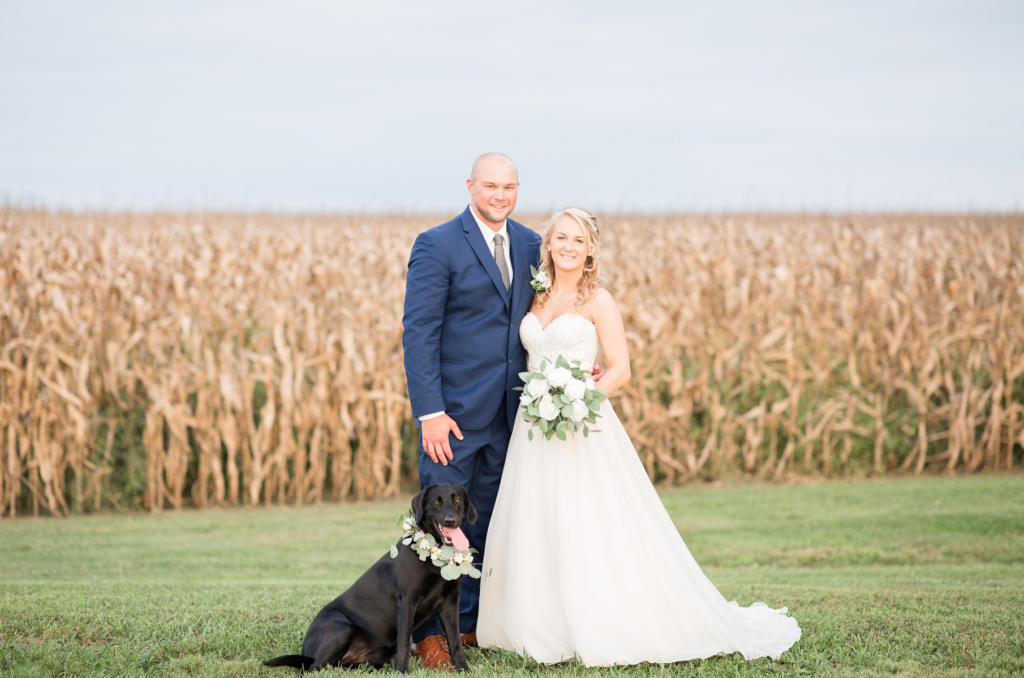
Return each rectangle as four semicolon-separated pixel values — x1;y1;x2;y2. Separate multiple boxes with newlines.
469;206;514;287
420;205;513;422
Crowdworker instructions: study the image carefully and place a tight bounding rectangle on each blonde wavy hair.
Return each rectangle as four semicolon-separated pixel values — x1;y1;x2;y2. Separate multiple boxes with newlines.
534;207;604;311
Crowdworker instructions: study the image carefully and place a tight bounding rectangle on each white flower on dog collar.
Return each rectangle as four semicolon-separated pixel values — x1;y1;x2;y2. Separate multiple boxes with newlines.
390;511;482;581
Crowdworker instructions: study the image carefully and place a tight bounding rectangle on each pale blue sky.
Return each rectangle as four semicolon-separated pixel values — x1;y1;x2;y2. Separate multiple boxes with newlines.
1;1;1022;213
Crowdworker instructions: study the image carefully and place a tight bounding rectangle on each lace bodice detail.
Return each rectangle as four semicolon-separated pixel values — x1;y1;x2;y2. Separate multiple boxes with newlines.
520;313;599;372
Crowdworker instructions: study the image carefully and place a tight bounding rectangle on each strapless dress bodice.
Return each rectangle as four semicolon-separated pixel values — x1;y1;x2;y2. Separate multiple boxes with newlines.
519;312;599;372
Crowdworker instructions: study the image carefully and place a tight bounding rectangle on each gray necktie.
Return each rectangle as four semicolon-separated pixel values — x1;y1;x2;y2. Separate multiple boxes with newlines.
493;233;510;291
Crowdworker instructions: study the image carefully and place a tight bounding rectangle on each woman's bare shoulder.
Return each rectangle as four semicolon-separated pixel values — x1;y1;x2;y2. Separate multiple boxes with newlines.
582;287;619;321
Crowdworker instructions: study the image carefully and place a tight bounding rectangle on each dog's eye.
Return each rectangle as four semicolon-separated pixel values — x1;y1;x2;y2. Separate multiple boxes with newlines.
432;498;442;505
454;498;461;505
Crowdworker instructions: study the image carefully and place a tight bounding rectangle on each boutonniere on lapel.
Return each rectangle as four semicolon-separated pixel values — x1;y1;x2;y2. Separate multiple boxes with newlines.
529;265;552;293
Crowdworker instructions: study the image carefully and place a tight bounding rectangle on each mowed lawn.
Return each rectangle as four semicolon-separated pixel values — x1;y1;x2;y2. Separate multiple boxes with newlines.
1;475;1022;677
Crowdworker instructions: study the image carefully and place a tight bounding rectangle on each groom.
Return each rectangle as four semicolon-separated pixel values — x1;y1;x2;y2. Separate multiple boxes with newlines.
402;152;541;669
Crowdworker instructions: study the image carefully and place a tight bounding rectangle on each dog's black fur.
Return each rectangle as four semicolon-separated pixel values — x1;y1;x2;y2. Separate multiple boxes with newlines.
263;483;478;673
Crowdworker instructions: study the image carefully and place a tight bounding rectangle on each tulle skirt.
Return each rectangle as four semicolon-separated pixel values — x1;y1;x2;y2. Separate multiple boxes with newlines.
477;401;801;666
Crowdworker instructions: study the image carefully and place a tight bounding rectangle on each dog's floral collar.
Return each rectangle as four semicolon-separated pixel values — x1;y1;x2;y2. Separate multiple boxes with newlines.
389;511;482;581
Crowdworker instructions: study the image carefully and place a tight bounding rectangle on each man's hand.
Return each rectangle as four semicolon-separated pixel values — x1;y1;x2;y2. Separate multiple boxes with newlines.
592;359;606;382
421;414;464;465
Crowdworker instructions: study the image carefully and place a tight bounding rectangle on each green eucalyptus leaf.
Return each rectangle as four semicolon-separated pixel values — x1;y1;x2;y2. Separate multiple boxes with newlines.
528;429;534;441
390;545;399;558
583;427;590;437
555;429;567;441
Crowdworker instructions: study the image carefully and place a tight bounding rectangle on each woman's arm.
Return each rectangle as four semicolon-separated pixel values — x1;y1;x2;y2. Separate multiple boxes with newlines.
586;288;631;396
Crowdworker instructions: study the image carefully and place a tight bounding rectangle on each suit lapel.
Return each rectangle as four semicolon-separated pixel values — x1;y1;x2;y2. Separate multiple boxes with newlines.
508;220;535;320
461;207;511;308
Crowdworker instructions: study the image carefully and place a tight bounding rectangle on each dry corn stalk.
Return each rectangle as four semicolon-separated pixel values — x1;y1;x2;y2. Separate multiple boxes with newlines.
0;210;1021;517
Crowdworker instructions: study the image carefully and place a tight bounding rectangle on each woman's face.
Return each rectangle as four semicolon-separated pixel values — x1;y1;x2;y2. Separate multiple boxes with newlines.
547;215;589;276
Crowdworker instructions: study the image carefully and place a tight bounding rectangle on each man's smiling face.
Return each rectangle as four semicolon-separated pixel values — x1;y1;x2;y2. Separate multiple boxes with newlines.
467;156;519;227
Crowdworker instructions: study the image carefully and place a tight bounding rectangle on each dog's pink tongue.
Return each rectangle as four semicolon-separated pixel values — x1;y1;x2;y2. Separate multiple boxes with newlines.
443;526;470;551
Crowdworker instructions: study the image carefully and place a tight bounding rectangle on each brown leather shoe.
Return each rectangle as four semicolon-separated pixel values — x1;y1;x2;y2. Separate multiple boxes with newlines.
460;631;477;648
412;634;451;670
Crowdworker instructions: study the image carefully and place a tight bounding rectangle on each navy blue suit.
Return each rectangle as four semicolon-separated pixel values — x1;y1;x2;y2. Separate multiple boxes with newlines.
403;206;541;639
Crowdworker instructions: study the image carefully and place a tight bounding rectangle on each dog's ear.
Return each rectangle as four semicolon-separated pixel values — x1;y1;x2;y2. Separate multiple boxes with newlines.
411;486;431;525
457;485;478;525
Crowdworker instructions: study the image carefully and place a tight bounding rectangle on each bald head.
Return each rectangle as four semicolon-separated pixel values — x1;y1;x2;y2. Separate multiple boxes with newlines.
470;152;518;182
467;152;519;227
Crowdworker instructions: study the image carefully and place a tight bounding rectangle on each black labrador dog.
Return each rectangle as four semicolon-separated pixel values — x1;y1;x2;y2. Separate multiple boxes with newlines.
264;483;477;673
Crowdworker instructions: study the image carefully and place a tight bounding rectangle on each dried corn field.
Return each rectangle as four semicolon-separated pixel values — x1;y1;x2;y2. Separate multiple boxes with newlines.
0;210;1021;517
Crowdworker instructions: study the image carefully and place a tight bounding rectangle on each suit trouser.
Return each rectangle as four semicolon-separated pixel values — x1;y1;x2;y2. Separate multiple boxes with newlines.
412;397;511;642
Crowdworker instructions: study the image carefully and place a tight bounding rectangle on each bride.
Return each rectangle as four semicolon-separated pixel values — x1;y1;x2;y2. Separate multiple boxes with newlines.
476;207;801;666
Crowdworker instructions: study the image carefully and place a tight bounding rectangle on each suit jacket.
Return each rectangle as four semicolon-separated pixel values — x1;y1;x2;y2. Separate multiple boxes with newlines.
403;206;542;431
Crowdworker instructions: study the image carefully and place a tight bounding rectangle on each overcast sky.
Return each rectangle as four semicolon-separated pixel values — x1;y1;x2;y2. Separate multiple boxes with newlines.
2;1;1022;213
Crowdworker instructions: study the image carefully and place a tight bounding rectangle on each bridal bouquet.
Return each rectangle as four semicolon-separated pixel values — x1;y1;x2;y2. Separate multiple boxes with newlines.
515;355;607;441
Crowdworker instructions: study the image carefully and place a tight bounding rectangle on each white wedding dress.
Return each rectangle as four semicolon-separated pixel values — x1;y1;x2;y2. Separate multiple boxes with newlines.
476;312;801;666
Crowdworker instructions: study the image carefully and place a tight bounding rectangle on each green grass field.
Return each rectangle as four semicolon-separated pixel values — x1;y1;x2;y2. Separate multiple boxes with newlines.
2;475;1022;677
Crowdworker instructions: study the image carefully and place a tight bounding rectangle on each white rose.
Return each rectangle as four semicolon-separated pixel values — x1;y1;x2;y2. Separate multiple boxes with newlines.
519;392;535;406
547;367;572;388
526;377;550;399
452;552;464;564
570;399;589;422
585;376;596;390
564;378;586;401
538;394;560;421
536;270;551;286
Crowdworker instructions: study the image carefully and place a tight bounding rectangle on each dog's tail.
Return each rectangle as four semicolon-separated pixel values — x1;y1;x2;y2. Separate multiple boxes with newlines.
264;654;315;670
